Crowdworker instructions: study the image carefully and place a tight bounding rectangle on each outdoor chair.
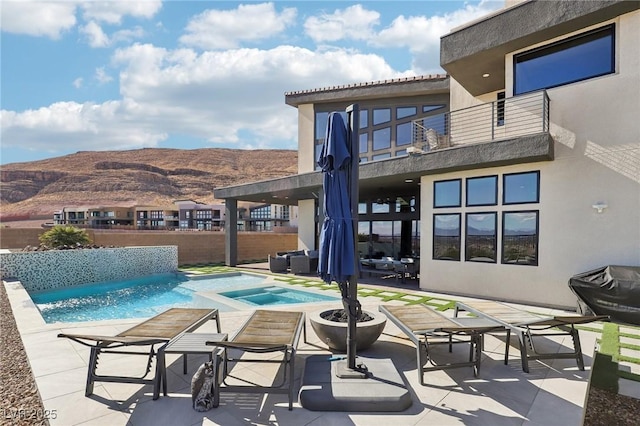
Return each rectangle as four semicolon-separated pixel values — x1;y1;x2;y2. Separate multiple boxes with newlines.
379;304;502;384
290;254;313;275
58;308;220;400
269;254;288;273
395;258;419;283
454;300;608;373
205;309;306;410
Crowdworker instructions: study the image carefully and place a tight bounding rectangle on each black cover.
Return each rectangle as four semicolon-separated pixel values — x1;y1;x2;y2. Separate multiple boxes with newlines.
569;265;640;325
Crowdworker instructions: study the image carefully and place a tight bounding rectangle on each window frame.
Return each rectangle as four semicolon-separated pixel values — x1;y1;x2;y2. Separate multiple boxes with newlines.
433;213;461;261
466;175;498;207
465;212;497;263
503;171;540;205
501;210;539;266
433;179;462;208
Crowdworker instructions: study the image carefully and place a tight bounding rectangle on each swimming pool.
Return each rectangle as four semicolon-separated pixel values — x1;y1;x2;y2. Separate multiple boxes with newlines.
29;273;338;324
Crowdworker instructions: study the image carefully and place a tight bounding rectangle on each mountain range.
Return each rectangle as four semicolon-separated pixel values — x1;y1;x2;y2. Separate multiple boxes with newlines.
0;148;298;219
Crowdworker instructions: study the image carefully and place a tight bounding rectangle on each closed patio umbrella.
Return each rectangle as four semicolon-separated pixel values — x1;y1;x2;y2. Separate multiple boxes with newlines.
317;105;363;373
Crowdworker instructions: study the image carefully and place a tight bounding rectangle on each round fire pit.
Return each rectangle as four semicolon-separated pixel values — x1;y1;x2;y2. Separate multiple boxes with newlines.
309;308;386;352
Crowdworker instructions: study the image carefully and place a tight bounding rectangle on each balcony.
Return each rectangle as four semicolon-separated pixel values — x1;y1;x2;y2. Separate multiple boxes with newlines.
412;90;549;152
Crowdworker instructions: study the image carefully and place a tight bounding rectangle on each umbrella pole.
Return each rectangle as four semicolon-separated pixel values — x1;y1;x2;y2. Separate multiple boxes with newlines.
345;103;365;375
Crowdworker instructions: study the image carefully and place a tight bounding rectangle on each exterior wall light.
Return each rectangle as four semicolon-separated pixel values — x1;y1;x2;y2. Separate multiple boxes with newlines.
592;202;608;213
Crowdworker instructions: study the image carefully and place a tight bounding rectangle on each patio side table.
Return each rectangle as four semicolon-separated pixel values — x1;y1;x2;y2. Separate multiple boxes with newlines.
164;332;228;374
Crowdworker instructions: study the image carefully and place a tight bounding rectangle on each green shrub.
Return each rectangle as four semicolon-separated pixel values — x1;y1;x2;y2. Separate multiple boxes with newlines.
39;226;91;248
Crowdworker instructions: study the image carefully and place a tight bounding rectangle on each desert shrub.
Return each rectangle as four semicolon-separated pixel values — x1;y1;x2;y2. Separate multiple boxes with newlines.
39;226;91;249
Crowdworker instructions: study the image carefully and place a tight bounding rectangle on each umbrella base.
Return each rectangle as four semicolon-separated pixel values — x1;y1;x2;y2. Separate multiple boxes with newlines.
299;355;412;412
335;359;367;378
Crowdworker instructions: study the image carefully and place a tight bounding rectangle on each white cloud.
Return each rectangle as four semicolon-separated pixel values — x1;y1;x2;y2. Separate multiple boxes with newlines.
0;0;77;39
73;78;83;89
0;0;159;43
111;26;145;44
81;0;162;25
80;21;110;48
95;67;113;84
180;2;297;49
371;1;503;72
1;101;167;153
2;42;408;155
80;21;145;48
304;4;380;43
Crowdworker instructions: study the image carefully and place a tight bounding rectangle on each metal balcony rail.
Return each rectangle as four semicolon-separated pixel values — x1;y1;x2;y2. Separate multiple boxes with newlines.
412;90;549;152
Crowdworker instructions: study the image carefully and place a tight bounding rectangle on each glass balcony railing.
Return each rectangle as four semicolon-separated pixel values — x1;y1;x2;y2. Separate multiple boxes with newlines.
411;90;549;151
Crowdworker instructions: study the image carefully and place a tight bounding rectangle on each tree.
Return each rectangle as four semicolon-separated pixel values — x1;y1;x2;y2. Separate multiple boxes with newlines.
39;226;91;249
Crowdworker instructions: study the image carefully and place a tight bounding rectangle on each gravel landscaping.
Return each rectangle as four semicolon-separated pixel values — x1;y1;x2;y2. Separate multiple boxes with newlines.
1;284;49;426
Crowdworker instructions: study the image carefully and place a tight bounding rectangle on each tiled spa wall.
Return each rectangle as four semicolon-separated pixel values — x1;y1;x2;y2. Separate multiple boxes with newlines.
0;246;178;292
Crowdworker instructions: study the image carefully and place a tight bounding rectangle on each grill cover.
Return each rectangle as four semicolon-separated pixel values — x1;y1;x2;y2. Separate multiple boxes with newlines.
569;265;640;325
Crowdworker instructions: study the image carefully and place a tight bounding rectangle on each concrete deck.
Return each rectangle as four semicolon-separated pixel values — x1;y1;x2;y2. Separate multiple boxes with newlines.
5;269;607;425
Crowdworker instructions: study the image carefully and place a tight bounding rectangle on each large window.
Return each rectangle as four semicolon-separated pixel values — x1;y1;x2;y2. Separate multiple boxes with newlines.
502;211;539;266
315;98;449;168
396;122;412;146
466;175;497;206
514;25;615;95
434;179;461;208
433;214;461;261
433;171;540;265
373;127;391;151
503;171;539;204
465;213;497;263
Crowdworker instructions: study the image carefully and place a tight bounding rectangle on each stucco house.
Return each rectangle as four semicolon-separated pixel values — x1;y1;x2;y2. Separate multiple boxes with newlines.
215;0;639;309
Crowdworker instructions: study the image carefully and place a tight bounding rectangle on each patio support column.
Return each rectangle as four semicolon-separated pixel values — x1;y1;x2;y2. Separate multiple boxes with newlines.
225;199;238;267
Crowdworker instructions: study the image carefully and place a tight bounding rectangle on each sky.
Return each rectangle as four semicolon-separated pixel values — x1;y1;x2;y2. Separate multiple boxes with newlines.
0;0;503;165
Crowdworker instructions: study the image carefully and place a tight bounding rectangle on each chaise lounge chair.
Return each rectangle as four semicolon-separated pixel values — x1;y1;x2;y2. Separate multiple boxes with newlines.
379;304;503;384
58;307;220;400
454;300;608;373
206;309;306;410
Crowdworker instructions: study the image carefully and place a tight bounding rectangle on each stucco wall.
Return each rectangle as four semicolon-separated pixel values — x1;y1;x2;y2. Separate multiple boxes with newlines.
422;11;640;309
0;228;297;265
1;246;177;292
298;103;315;173
297;199;317;250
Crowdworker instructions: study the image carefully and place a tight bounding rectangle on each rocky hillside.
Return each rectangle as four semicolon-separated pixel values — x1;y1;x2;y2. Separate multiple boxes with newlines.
0;148;297;218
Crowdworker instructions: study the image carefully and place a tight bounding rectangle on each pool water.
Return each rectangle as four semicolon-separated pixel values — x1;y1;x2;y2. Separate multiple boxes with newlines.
29;273;336;324
221;286;337;306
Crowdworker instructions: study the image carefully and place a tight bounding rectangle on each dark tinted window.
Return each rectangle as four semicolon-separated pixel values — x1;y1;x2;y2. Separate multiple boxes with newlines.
514;25;614;95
